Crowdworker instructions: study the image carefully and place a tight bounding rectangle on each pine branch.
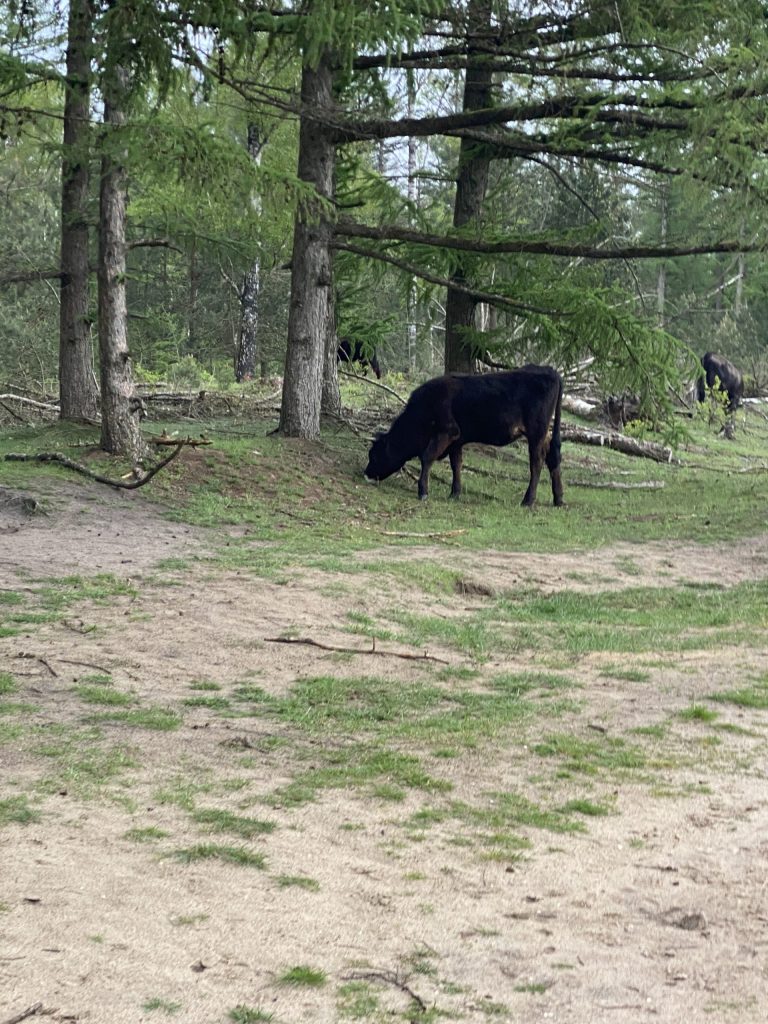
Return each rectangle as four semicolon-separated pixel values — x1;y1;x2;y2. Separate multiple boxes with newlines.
335;221;757;261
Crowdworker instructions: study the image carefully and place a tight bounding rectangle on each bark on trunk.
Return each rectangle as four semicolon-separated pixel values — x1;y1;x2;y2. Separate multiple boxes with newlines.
235;123;263;382
59;0;99;422
406;65;418;373
656;184;667;327
444;0;493;373
279;50;336;438
97;63;147;461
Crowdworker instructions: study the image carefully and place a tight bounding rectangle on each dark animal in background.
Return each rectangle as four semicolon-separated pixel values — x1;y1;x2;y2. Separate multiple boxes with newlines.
603;392;641;430
337;337;382;379
364;365;564;506
696;352;743;412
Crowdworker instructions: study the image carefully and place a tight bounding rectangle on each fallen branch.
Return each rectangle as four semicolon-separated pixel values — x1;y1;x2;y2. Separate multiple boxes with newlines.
1;1003;44;1024
569;479;665;490
562;424;677;463
15;652;58;677
265;635;450;665
3;433;210;489
339;369;407;405
562;394;600;420
5;447;183;488
341;971;427;1013
380;528;467;538
0;393;59;411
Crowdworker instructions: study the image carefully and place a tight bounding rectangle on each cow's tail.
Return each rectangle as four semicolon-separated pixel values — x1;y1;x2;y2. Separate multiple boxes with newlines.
546;373;563;472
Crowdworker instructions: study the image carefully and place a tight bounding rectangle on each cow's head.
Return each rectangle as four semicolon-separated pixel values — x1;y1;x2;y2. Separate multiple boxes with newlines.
364;430;401;482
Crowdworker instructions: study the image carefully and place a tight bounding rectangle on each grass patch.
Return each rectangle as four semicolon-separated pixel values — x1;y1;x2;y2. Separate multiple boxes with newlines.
171;843;266;868
124;826;169;843
679;704;719;722
182;695;231;710
709;678;768;709
142;997;181;1015
275;874;320;891
228;1007;274;1023
75;685;134;706
0;795;40;827
192;807;276;838
169;913;209;926
279;965;327;987
189;680;222;691
89;707;182;731
533;733;649;775
0;672;17;696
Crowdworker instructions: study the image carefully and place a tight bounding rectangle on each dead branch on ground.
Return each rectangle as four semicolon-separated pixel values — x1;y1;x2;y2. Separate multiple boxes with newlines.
341;970;427;1013
4;436;210;489
0;393;59;411
562;424;677;463
1;1003;44;1024
265;635;450;665
339;369;407;405
569;479;665;490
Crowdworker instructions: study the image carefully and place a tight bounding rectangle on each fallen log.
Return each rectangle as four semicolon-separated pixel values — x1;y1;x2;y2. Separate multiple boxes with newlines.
561;424;677;463
561;394;600;420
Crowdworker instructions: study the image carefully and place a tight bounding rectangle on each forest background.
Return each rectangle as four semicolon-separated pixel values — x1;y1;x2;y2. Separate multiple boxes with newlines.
2;0;768;459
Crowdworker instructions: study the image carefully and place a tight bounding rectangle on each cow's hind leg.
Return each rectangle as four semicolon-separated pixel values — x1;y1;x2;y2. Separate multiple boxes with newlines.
545;433;564;506
521;439;545;507
448;444;464;498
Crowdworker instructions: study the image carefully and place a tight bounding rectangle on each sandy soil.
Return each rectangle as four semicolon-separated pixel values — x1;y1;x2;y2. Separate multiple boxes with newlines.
1;479;767;1024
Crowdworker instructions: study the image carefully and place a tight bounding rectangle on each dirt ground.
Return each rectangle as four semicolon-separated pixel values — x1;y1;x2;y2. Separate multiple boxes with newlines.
2;478;768;1024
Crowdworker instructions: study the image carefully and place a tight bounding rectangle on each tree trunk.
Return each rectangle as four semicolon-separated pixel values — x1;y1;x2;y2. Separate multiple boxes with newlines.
444;0;493;373
656;184;667;327
406;65;418;373
734;252;745;313
97;63;147;461
235;123;263;382
187;235;199;355
59;0;99;422
279;49;336;438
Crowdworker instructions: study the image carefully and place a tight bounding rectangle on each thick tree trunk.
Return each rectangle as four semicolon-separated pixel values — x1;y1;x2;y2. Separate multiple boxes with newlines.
97;65;147;461
444;0;493;373
279;50;336;438
235;123;263;382
59;0;99;422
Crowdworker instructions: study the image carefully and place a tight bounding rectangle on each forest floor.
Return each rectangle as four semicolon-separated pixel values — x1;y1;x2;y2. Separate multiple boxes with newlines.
1;443;768;1024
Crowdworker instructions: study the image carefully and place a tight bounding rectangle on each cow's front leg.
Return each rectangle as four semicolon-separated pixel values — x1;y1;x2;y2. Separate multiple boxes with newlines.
418;430;458;500
448;444;464;498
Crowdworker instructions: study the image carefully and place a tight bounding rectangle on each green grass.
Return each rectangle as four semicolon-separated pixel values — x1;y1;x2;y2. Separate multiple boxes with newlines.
182;695;231;710
0;672;18;695
142;998;181;1015
275;874;320;891
228;1007;274;1023
171;843;266;868
279;965;327;987
76;685;134;706
88;707;182;730
679;704;719;722
709;678;768;709
191;807;276;838
124;826;169;843
0;795;40;827
533;733;649;775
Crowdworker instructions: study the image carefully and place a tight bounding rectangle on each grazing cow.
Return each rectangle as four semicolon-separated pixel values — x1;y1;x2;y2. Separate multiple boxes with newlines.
364;365;564;506
696;352;743;412
337;337;382;379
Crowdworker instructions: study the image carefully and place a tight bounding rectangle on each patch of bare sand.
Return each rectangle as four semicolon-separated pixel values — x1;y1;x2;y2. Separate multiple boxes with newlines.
2;481;768;1023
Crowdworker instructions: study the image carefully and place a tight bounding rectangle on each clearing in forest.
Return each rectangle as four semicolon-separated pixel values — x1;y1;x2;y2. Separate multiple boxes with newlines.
1;406;767;1024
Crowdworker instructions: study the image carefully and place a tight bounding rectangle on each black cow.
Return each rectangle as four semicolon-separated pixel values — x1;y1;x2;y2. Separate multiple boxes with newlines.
364;365;564;506
696;352;743;412
337;337;382;379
